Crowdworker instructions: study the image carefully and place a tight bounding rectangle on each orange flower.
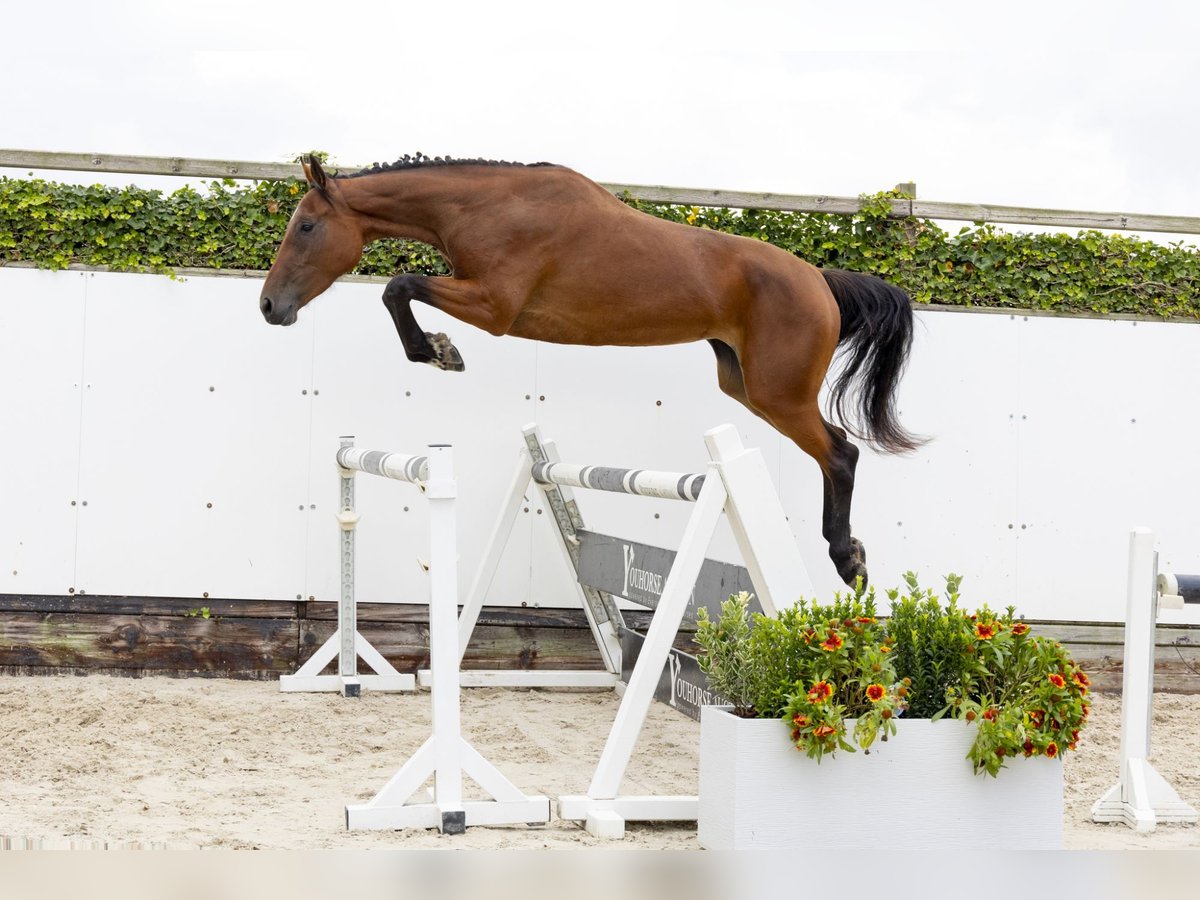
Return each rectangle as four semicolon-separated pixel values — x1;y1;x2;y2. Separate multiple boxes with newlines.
813;724;837;739
857;616;875;624
1028;709;1045;728
1010;622;1030;636
807;681;833;703
1073;671;1091;691
879;645;892;654
792;713;809;728
983;707;998;722
820;631;844;652
801;628;816;644
1048;673;1066;689
1081;704;1090;719
1022;741;1036;757
975;622;997;640
965;710;977;722
1045;742;1059;759
865;684;886;703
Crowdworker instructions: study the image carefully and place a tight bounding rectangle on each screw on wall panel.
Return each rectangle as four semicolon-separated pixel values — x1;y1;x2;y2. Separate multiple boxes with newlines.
298;505;304;511
70;501;76;506
539;395;546;401
308;595;315;601
656;400;662;406
403;505;410;512
1021;525;1028;530
406;391;412;397
68;587;75;594
206;502;213;508
81;501;87;507
203;592;209;599
525;394;531;400
309;504;316;510
296;594;302;600
654;513;660;519
209;386;215;392
536;509;543;515
1008;524;1014;529
302;389;308;395
313;390;319;396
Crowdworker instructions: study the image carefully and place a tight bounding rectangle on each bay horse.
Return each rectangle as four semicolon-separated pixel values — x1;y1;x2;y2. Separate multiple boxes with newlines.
260;154;922;587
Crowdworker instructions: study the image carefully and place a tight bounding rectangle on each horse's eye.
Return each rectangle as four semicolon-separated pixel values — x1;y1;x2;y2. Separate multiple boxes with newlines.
300;221;315;233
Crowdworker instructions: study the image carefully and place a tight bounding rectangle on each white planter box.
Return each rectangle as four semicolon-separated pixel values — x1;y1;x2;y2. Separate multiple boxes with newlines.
699;707;1062;850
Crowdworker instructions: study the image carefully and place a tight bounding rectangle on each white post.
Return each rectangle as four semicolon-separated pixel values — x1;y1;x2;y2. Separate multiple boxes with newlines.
279;437;413;695
425;444;465;833
336;436;361;698
1091;528;1198;829
344;443;550;832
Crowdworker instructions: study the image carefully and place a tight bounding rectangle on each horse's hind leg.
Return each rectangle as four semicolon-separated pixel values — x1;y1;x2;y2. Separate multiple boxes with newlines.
717;339;867;588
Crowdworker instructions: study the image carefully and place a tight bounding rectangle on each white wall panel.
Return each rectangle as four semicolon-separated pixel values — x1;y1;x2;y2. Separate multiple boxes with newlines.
2;268;1198;622
71;272;313;599
0;269;86;594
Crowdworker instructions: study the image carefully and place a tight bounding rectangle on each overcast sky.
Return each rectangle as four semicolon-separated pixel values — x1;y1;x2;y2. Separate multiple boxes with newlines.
2;1;1197;221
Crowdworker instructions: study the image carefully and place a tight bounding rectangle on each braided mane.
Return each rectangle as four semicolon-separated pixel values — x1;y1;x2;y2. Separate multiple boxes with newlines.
337;153;559;178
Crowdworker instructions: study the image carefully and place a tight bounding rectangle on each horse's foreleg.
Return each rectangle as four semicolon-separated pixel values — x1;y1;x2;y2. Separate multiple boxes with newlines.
382;275;465;371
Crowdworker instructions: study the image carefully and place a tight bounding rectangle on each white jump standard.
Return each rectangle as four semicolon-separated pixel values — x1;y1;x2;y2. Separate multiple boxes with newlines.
1091;528;1199;831
459;423;812;838
334;441;550;833
279;437;417;696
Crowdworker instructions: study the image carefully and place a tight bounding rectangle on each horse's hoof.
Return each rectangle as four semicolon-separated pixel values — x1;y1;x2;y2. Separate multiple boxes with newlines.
425;332;465;372
836;538;868;589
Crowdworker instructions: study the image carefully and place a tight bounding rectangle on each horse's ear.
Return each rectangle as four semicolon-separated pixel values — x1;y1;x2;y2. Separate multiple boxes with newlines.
300;154;328;192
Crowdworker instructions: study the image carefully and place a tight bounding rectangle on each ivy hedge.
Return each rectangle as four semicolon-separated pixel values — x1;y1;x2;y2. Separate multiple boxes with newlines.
1;173;1197;320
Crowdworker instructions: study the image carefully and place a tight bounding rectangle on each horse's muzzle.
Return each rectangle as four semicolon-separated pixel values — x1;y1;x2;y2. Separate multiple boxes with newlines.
260;294;298;327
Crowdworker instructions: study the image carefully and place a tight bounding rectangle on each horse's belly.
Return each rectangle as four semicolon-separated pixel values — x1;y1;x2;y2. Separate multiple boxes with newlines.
506;303;708;347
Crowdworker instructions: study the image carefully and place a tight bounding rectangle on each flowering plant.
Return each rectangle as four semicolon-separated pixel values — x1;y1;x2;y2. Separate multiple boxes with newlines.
886;574;1090;776
695;575;1091;776
696;589;907;761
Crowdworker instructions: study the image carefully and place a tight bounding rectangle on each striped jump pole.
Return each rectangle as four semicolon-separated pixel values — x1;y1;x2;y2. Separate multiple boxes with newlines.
530;461;706;502
279;437;419;697
1091;528;1199;830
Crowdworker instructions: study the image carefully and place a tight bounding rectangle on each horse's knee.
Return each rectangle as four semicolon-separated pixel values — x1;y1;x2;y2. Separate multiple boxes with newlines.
382;273;421;305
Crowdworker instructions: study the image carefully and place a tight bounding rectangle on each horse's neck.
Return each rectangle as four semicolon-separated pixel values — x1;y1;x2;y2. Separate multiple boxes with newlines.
339;171;477;249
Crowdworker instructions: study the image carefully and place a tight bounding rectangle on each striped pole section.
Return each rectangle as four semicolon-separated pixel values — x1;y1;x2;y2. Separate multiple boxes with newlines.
530;461;705;502
336;447;429;485
1159;572;1200;604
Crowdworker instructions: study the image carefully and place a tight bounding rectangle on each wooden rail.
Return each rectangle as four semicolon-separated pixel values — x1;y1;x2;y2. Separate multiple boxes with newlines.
0;593;1196;692
3;148;1199;236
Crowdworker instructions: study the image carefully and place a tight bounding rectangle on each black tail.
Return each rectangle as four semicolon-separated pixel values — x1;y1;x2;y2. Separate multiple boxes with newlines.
821;268;924;454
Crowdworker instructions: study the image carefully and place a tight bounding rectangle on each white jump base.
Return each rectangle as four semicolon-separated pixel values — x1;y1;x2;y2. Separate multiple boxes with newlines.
1091;528;1198;831
278;438;417;697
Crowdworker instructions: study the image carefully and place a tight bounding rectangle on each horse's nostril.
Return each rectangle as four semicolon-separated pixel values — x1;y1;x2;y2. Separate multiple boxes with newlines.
260;295;273;317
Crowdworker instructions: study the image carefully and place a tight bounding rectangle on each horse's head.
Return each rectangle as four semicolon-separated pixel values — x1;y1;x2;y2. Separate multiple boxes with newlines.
259;156;365;326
